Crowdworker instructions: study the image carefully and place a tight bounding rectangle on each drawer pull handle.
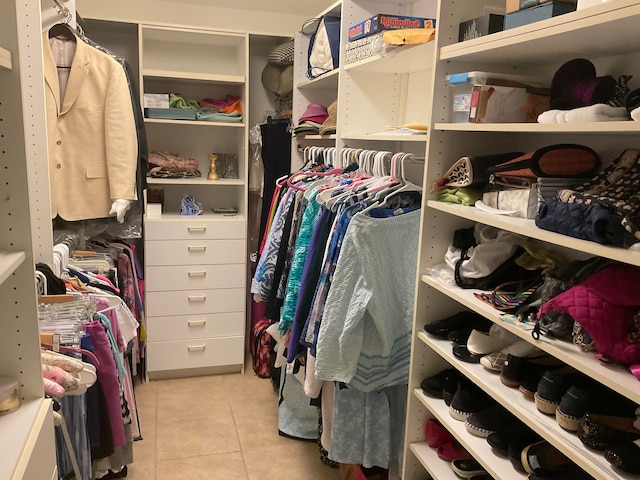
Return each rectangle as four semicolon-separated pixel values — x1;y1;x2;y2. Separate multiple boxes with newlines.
188;319;207;327
188;270;207;277
188;245;207;252
187;344;206;351
188;226;207;233
188;295;206;302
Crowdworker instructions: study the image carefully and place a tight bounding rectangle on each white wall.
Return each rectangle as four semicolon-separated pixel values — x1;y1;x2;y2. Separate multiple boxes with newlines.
76;0;332;36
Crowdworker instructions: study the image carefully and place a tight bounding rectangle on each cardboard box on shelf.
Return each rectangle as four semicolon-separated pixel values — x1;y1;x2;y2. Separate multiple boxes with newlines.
143;93;170;109
446;71;547;123
458;14;504;42
348;14;436;42
506;0;577;14
504;1;577;29
468;84;550;123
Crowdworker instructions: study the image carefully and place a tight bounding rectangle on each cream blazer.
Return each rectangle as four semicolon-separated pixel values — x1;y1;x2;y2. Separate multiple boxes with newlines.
43;33;138;221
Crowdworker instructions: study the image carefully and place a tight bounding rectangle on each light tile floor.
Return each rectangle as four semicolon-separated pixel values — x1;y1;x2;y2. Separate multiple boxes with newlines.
127;367;342;480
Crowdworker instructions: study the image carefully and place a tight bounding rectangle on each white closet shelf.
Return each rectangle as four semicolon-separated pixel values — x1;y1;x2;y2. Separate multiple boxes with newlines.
320;0;342;17
408;443;461;480
146;178;245;186
440;0;640;65
141;25;246;47
342;133;428;142
143;69;245;85
0;398;50;480
433;122;640;134
297;134;337;141
296;69;339;90
143;118;245;128
421;274;640;405
426;201;640;267
344;41;435;74
0;251;26;285
419;333;630;480
0;46;12;70
412;389;528;480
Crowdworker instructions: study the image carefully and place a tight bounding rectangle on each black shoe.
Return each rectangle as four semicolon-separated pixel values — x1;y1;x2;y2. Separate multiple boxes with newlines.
420;368;458;398
521;440;572;476
527;464;595;479
452;344;481;363
500;354;562;388
606;439;640;474
534;368;580;415
447;327;474;345
465;404;515;438
449;381;494;421
451;458;486;478
443;373;460;406
518;373;543;401
508;432;542;473
579;413;640;451
487;423;538;457
424;311;485;339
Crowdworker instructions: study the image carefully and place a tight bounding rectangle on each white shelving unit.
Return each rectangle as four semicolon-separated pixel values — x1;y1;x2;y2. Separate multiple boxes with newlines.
138;24;249;378
403;1;640;479
0;2;56;479
291;0;343;169
291;0;438;171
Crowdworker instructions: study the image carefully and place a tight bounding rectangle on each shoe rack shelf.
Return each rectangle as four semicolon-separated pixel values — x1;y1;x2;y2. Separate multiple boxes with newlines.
417;333;623;480
403;0;640;479
421;274;640;405
413;389;528;480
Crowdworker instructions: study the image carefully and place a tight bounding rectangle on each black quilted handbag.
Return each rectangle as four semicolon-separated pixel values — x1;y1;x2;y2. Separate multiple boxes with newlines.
558;148;640;242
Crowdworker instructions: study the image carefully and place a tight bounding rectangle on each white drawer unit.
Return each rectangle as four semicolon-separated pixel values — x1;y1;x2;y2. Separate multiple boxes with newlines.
146;264;245;291
146;312;245;341
146;336;245;373
145;239;246;266
146;288;245;317
145;218;246;241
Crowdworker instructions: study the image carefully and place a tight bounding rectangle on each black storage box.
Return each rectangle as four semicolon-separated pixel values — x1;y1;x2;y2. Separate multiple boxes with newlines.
458;14;504;42
504;1;577;29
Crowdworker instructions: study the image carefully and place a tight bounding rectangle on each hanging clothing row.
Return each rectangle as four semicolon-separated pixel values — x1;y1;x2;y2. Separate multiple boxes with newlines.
250;146;423;470
39;236;145;480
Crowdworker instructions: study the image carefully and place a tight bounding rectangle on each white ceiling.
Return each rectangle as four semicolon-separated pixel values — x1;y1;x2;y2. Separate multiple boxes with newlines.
171;0;336;16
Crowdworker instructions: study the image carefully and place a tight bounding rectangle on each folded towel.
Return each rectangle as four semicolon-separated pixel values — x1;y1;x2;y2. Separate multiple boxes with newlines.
538;104;630;123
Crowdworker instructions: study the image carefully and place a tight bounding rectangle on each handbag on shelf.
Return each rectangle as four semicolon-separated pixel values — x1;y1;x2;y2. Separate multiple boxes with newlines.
437;151;524;188
486;144;600;188
558;148;640;241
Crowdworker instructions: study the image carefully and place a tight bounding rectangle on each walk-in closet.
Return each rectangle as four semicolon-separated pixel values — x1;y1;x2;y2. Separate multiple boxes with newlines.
4;0;640;479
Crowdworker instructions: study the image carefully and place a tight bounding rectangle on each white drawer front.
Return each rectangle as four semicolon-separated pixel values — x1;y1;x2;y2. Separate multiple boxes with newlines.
145;218;246;240
147;336;245;372
146;288;245;317
147;312;245;341
146;264;245;292
145;239;246;266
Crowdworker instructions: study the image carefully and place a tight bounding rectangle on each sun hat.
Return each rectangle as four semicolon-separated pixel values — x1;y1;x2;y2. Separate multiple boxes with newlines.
550;58;617;110
319;100;337;135
299;103;329;123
